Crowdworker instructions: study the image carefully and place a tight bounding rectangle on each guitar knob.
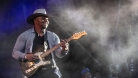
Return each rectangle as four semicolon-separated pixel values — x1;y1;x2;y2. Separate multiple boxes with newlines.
48;61;51;64
52;66;56;68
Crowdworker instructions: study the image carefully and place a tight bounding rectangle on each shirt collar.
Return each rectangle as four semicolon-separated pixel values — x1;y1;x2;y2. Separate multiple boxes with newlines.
31;28;35;33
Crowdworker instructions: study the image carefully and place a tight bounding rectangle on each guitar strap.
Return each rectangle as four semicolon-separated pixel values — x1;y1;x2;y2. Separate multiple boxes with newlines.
44;31;53;58
44;31;54;66
44;31;50;50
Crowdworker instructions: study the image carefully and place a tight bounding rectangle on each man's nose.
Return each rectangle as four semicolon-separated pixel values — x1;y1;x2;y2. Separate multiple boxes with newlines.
44;19;48;22
44;19;47;22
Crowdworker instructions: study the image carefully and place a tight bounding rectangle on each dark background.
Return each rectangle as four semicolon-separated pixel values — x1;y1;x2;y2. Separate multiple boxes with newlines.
1;0;138;78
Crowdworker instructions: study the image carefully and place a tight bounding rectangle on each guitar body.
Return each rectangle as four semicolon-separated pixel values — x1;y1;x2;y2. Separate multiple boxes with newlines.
19;61;38;77
19;52;51;77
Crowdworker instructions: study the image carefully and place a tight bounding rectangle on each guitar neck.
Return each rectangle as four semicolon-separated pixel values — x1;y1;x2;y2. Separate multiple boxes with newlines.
41;37;72;58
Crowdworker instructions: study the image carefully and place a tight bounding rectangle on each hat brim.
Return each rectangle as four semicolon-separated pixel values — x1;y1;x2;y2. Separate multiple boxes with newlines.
27;13;52;25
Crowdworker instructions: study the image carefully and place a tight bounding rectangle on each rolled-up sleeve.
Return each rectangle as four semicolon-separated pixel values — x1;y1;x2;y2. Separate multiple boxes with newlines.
53;33;69;58
12;33;26;61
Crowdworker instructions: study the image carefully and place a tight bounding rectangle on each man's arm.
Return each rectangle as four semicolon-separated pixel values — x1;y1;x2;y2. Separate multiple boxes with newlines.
54;34;69;58
12;33;26;61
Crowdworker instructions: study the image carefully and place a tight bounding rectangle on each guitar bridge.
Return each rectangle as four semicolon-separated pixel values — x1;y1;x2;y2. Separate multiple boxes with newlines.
25;60;51;73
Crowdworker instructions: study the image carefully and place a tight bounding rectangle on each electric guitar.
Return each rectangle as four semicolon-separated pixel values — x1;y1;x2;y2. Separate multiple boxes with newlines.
19;31;87;77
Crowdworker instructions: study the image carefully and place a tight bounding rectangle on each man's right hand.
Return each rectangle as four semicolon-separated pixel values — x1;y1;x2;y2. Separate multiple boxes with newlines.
25;54;38;61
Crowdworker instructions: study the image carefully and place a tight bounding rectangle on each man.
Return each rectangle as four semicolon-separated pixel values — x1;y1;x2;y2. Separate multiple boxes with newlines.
12;8;69;78
81;67;92;78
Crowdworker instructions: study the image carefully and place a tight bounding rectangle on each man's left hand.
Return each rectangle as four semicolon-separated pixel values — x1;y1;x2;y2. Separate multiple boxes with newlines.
60;39;69;51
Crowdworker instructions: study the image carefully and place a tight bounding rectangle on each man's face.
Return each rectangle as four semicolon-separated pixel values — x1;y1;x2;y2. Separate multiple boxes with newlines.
34;16;49;29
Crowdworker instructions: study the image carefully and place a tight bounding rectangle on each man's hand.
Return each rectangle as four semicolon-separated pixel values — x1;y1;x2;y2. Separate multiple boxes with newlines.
25;54;38;61
60;39;69;51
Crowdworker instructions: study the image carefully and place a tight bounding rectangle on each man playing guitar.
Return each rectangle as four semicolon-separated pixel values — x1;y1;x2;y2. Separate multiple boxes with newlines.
12;8;69;78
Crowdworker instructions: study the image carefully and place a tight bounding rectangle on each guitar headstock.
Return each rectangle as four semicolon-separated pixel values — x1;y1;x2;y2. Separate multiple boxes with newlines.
71;31;87;40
